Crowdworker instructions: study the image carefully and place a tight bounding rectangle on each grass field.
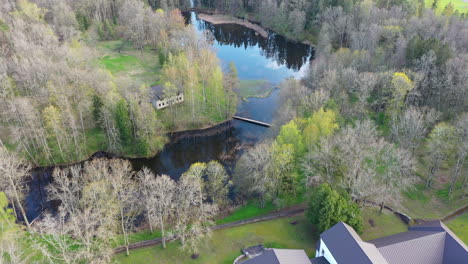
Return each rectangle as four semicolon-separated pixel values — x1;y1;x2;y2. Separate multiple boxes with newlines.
217;196;305;225
400;182;468;219
360;208;408;241
238;79;273;99
446;212;468;244
424;0;468;12
96;40;162;86
115;215;317;264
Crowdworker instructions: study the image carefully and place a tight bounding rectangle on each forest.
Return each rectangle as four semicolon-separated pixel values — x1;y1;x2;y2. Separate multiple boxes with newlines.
0;0;237;166
0;0;467;263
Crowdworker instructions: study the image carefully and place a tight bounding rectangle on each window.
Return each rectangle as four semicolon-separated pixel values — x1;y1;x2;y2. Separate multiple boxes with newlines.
321;249;324;256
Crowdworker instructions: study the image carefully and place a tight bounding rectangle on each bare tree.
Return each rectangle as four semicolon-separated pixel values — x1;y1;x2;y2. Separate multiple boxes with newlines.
139;169;177;249
172;167;218;254
0;145;31;229
233;142;273;206
391;106;440;153
42;159;123;263
449;114;468;196
108;159;140;256
204;161;231;207
425;123;458;188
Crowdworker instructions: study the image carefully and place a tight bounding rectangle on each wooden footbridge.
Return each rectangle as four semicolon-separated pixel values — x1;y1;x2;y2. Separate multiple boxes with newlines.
232;116;271;127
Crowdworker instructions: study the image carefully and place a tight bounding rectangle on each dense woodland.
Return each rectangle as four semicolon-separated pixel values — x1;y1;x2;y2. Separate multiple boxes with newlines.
233;0;467;232
196;0;468;41
0;0;237;166
0;0;467;263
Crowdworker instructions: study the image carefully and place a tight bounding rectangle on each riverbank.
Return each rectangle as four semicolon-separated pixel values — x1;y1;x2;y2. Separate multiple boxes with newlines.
197;13;268;38
194;11;314;45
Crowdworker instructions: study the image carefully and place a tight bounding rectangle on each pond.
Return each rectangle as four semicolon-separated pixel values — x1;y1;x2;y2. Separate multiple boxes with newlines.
24;12;314;221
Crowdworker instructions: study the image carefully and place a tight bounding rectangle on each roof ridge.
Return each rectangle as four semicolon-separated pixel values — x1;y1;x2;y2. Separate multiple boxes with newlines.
376;231;446;248
337;222;381;264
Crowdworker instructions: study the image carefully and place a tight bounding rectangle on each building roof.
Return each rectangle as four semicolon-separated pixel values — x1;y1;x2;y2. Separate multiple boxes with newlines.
242;244;265;258
150;84;182;101
242;249;311;264
368;220;468;264
321;220;467;264
369;231;446;264
310;256;329;264
320;222;389;264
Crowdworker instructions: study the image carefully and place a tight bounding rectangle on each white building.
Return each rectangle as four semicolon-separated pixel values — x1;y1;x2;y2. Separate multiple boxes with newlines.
314;221;468;264
150;84;184;110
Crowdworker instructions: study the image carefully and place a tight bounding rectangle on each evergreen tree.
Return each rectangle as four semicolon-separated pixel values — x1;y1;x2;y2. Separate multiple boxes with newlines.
115;98;133;145
306;183;363;234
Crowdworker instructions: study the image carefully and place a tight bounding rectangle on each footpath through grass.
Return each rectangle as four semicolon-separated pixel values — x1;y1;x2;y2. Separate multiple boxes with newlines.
446;212;468;244
217;196;304;225
115;215;316;264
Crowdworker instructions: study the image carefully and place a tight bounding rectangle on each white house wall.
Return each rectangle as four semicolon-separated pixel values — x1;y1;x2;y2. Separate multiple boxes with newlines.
153;94;184;110
317;239;338;264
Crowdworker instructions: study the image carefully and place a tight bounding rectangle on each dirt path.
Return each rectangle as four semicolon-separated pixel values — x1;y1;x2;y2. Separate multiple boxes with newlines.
113;206;305;254
197;13;269;38
113;201;468;254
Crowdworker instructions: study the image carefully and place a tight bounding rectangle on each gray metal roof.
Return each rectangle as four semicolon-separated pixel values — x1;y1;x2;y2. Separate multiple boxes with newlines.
310;256;329;264
320;222;388;264
367;220;468;264
242;249;311;264
369;230;443;248
370;232;446;264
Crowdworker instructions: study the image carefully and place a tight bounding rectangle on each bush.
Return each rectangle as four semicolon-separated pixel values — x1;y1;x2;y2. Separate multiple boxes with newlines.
306;183;363;234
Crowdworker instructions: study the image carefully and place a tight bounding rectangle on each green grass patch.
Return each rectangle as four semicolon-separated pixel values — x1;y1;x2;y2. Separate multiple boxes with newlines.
217;196;305;225
84;128;108;155
238;79;272;99
446;213;468;244
424;0;468;12
114;215;317;264
360;207;408;241
96;40;161;86
399;182;468;219
404;183;429;203
216;201;277;225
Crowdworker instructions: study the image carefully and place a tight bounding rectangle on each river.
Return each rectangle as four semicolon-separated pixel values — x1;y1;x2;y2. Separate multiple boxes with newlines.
24;12;314;221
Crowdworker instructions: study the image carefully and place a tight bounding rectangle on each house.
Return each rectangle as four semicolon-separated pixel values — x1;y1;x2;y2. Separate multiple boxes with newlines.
241;220;467;264
150;84;184;110
313;220;468;264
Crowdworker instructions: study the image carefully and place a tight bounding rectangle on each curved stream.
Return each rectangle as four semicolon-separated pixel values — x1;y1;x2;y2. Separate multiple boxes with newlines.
24;12;314;221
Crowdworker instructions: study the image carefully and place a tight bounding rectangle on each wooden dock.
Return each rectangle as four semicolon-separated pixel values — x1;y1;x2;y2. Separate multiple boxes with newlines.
232;116;271;127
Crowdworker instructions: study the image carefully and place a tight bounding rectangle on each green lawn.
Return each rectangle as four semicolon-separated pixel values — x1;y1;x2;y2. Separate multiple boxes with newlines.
446;212;468;244
360;208;408;241
217;196;305;225
238;79;273;99
115;215;317;264
96;40;162;86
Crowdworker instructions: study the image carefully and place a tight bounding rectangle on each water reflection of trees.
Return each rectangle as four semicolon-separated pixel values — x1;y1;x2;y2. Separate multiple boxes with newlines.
195;18;314;71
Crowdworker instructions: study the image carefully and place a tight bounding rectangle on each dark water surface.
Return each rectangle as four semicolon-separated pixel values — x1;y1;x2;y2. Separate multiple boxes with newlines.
24;13;314;221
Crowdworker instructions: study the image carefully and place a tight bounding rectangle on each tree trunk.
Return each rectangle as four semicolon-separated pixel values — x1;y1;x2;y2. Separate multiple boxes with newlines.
449;153;465;196
120;208;130;256
14;191;30;229
426;160;439;188
161;215;166;249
